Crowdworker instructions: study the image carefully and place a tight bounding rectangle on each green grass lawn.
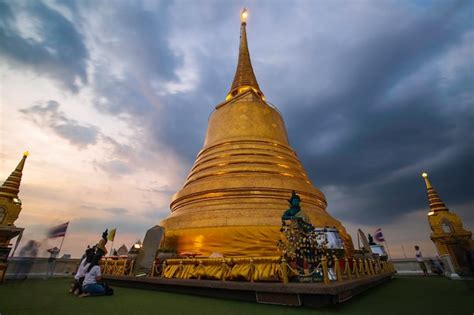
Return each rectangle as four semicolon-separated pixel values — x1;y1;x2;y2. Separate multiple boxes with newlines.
0;277;472;315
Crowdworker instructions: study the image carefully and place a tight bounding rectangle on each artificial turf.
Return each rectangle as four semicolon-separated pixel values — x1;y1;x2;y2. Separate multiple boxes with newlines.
0;277;472;315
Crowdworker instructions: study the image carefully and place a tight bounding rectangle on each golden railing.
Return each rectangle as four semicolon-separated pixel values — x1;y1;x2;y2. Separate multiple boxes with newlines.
150;256;395;284
100;257;134;276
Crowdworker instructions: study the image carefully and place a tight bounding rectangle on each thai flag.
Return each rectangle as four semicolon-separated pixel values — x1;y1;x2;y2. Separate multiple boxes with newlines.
374;228;385;242
47;222;69;238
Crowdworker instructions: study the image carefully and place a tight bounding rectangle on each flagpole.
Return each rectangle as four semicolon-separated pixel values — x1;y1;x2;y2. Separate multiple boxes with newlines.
357;231;361;250
107;228;116;256
47;233;65;279
58;233;66;257
52;223;68;278
384;240;392;260
10;231;23;258
401;245;407;258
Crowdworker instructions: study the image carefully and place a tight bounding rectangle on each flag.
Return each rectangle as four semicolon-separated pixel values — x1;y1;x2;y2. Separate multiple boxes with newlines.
108;228;117;241
48;222;69;238
374;228;385;242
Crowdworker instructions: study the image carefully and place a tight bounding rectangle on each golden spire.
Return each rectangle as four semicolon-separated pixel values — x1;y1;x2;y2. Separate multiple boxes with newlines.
226;8;264;101
0;152;29;200
421;172;449;215
421;172;432;188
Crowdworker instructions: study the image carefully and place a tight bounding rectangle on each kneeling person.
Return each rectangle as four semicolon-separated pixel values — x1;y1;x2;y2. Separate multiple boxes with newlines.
81;255;105;297
71;247;94;294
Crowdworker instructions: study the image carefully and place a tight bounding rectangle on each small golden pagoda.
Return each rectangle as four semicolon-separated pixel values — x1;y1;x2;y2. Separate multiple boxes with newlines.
421;172;473;273
160;10;354;256
0;152;29;282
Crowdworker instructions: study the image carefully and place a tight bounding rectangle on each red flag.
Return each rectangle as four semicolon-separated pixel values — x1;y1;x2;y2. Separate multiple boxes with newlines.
47;222;69;238
374;228;385;242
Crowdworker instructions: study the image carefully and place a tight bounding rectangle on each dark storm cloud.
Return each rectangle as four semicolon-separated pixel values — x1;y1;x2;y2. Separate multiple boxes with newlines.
0;1;88;92
20;100;100;148
88;1;181;116
86;0;474;224
153;1;473;225
4;0;473;228
279;1;474;223
81;1;202;162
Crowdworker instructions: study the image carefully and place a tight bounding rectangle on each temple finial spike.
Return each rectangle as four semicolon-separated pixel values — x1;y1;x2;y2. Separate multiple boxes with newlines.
421;172;449;214
240;8;248;24
421;172;432;189
226;8;264;101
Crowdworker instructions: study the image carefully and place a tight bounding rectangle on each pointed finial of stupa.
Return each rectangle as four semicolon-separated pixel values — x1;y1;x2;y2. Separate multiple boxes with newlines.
421;172;449;215
421;172;432;189
226;8;264;101
240;8;248;24
0;152;29;200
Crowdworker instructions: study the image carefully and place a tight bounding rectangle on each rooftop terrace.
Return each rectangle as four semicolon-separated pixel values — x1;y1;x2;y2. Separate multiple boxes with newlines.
0;276;472;314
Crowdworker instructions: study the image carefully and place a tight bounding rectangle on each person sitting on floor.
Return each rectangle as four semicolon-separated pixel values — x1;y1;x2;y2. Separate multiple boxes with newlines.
70;246;95;295
80;254;106;297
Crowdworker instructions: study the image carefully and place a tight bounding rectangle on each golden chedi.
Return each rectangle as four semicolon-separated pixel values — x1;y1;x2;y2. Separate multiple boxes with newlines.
0;152;28;282
160;10;354;256
0;152;29;227
421;172;473;273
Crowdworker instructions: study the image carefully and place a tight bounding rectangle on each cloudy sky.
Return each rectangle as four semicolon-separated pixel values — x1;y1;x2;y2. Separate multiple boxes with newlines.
1;0;472;258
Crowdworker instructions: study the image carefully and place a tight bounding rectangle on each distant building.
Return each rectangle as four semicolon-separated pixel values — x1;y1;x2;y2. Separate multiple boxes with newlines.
117;244;128;256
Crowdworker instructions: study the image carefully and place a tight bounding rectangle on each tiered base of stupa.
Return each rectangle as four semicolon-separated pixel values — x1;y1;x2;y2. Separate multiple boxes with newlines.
161;197;354;257
104;271;394;307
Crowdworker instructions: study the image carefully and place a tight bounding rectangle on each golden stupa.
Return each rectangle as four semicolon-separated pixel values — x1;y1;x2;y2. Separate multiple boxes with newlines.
160;10;354;256
421;172;473;272
0;152;28;282
0;152;29;226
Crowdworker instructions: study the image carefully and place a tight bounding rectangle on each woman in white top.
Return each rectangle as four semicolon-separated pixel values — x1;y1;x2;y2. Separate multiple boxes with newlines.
70;247;94;294
80;254;105;297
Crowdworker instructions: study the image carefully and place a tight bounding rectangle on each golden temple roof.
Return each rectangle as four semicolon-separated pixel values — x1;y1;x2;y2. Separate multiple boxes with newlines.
226;9;264;101
422;172;449;214
0;152;28;200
